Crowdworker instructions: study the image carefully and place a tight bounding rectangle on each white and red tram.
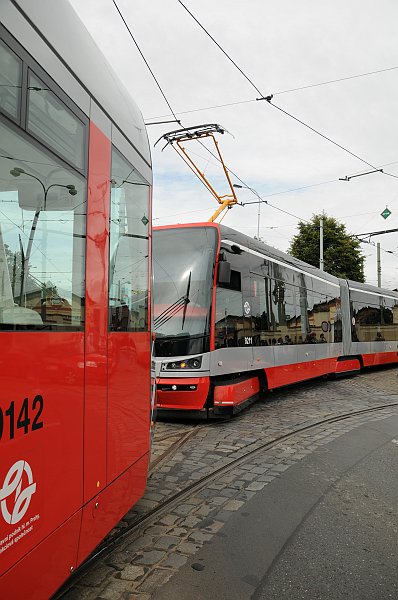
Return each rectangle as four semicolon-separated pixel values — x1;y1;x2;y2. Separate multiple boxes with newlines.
153;222;398;417
0;1;153;597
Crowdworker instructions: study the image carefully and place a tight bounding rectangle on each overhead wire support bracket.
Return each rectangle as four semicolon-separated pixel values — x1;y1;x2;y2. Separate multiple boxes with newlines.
339;168;384;181
155;124;239;223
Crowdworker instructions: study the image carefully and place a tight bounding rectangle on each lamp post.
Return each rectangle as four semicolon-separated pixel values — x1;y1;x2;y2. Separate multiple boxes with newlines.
233;184;262;240
319;215;324;271
10;167;77;303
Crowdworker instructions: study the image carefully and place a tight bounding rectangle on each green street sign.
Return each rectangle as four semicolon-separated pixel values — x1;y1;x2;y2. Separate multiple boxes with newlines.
381;208;391;220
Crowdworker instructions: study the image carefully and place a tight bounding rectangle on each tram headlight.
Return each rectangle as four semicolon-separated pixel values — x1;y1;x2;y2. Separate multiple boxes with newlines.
165;356;202;370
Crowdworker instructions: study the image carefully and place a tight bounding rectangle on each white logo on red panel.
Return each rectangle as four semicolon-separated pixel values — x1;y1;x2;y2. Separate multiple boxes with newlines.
0;460;36;525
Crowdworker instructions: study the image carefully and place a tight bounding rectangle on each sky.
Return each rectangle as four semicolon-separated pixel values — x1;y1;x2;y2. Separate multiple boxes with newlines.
69;0;398;289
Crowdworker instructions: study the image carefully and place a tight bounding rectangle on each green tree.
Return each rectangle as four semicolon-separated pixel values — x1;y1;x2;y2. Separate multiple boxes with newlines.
289;214;365;282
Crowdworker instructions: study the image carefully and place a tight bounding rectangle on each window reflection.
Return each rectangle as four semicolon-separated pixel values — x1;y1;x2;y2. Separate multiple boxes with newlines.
0;39;21;120
351;290;398;342
27;73;86;171
109;148;150;332
0;119;86;330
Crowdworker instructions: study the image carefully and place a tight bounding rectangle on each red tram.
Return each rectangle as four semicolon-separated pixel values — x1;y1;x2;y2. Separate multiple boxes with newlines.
0;1;153;597
153;222;398;417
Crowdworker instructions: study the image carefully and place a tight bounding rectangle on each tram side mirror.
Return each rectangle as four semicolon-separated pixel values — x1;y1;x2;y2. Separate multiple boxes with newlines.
217;260;231;285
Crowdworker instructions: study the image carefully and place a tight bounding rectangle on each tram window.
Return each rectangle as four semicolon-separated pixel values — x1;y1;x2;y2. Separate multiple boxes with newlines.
351;300;381;342
332;296;342;342
215;286;244;348
109;148;150;332
251;276;270;345
380;297;398;341
27;73;86;171
311;292;331;343
0;39;21;121
0;119;86;330
219;268;241;291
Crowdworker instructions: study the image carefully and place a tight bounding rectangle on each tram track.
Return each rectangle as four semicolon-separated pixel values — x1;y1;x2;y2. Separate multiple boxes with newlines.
55;399;398;599
148;426;203;474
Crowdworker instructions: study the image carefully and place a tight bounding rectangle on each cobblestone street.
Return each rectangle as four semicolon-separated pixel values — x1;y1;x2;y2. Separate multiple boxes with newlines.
62;367;398;600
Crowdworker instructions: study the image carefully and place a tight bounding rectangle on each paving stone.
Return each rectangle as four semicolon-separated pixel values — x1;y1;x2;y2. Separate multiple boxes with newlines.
154;535;180;550
161;553;190;569
78;565;115;587
143;525;170;538
97;578;134;599
117;565;146;581
188;530;212;543
235;490;256;502
158;514;180;526
137;569;174;592
179;515;202;528
194;504;213;517
177;541;201;554
166;526;188;536
202;519;224;534
172;503;194;516
135;550;167;566
126;534;154;553
106;550;135;570
245;481;267;491
223;499;245;511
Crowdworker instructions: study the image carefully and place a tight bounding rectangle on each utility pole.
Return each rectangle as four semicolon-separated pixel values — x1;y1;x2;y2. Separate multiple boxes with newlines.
319;216;324;271
257;201;260;241
377;242;381;287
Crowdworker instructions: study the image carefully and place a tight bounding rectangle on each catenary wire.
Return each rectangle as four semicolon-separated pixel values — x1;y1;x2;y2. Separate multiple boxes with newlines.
112;0;181;125
145;65;398;121
176;0;398;178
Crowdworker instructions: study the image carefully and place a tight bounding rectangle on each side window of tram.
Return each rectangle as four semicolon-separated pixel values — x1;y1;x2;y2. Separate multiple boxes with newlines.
0;123;86;330
0;39;22;120
109;148;150;332
351;294;381;342
269;279;297;346
215;270;244;348
382;297;398;341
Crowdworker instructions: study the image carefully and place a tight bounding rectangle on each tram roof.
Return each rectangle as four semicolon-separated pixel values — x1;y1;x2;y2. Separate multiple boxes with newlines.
3;0;151;170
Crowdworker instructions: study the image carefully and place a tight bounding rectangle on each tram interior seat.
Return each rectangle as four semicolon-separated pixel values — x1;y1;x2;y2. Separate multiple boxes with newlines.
0;306;43;325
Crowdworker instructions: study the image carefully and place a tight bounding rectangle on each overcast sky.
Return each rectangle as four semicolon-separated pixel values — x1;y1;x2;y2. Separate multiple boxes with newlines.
70;0;398;289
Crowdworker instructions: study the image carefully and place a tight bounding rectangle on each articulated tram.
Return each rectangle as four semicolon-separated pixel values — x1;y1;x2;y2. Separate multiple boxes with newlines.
0;2;153;597
153;222;398;417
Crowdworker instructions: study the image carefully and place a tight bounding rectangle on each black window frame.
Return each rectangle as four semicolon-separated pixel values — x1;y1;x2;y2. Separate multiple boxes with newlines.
0;23;88;178
0;24;89;332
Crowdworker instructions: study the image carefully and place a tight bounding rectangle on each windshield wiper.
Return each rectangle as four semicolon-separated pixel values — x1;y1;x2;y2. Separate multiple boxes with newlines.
153;272;191;331
181;271;191;330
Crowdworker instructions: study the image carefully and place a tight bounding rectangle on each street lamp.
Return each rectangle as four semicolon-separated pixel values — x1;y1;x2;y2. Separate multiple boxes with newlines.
10;167;78;303
233;183;262;240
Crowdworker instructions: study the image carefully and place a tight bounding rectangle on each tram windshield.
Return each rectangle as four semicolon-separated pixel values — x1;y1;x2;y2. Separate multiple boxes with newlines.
153;226;217;355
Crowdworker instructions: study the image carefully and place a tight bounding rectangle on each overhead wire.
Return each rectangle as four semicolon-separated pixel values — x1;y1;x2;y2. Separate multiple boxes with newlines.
112;0;181;126
113;0;398;272
145;65;398;121
176;0;398;180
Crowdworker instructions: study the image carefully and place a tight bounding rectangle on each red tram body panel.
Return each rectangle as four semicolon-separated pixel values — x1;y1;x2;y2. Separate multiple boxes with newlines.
153;223;398;417
0;1;153;597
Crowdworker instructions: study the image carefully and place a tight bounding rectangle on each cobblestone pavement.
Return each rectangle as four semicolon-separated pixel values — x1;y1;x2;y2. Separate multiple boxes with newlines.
63;367;398;600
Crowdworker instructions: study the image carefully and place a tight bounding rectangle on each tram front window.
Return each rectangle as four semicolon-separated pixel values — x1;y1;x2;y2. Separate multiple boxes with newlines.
0;119;86;330
153;227;217;356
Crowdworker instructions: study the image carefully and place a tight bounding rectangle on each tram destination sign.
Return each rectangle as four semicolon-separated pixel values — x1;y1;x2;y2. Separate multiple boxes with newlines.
381;207;391;219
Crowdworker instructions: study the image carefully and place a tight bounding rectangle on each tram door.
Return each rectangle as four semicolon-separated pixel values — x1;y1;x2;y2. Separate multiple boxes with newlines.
106;148;151;483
